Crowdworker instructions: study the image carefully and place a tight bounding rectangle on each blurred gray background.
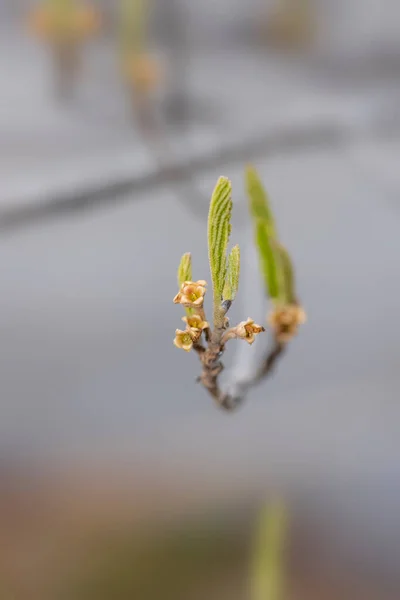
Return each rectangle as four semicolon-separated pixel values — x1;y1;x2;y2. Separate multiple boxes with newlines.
1;1;400;598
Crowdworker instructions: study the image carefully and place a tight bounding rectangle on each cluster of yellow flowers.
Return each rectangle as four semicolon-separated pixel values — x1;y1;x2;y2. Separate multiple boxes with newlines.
173;281;208;352
172;280;306;352
173;280;267;351
173;280;207;308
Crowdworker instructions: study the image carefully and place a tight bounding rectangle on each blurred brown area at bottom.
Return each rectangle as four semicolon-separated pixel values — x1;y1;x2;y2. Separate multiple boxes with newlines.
0;461;398;600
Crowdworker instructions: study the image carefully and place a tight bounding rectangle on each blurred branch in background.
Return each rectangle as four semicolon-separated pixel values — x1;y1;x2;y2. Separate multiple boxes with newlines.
118;0;162;127
26;0;101;100
116;1;211;224
2;94;400;233
4;0;398;235
1;1;400;599
0;120;346;233
159;0;191;125
261;0;317;51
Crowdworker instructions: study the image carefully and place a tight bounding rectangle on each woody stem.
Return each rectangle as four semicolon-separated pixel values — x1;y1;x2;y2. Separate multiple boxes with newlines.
197;335;286;411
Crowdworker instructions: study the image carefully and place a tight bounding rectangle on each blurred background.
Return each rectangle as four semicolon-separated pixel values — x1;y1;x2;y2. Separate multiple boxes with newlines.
1;1;400;598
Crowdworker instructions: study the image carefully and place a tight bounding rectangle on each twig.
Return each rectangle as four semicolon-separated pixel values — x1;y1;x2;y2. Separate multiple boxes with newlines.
53;42;80;103
198;321;228;407
219;338;287;411
174;173;303;413
195;304;285;411
256;340;286;381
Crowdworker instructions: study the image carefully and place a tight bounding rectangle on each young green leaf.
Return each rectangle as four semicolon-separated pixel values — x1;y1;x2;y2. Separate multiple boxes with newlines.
177;253;192;288
255;221;283;301
246;165;277;239
177;252;193;316
251;500;288;600
276;243;296;304
223;244;240;301
208;177;232;310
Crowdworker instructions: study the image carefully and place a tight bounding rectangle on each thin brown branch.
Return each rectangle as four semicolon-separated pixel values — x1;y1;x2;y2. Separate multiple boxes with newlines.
255;340;286;382
196;316;286;412
198;326;226;402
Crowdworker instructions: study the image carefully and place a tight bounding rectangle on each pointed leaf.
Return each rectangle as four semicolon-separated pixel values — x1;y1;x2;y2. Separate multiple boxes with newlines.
246;165;277;239
208;177;232;305
276;243;296;304
176;252;193;316
255;221;284;300
223;244;240;301
177;252;192;288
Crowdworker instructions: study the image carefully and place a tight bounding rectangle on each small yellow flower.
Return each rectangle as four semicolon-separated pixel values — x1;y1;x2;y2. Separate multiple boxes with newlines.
173;280;207;308
173;329;194;352
268;304;306;343
181;314;209;342
182;314;209;331
235;318;265;345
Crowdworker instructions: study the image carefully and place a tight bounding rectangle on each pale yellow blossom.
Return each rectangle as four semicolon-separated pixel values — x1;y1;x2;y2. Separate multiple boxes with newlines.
235;318;265;345
182;314;209;331
268;304;306;343
173;329;194;352
180;314;209;343
173;280;207;308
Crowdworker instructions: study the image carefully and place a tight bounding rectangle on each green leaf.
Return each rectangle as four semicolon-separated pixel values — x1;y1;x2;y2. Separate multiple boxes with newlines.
177;253;192;288
246;165;277;239
251;500;288;600
276;243;296;304
255;221;283;300
177;252;193;316
208;177;232;309
246;166;293;303
223;244;240;301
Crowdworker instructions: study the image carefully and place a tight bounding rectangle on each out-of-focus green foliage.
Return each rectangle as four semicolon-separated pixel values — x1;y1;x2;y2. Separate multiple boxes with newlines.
255;221;283;301
246;165;297;304
246;165;277;238
67;503;288;600
223;244;241;301
251;500;288;600
275;242;296;304
65;513;248;600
